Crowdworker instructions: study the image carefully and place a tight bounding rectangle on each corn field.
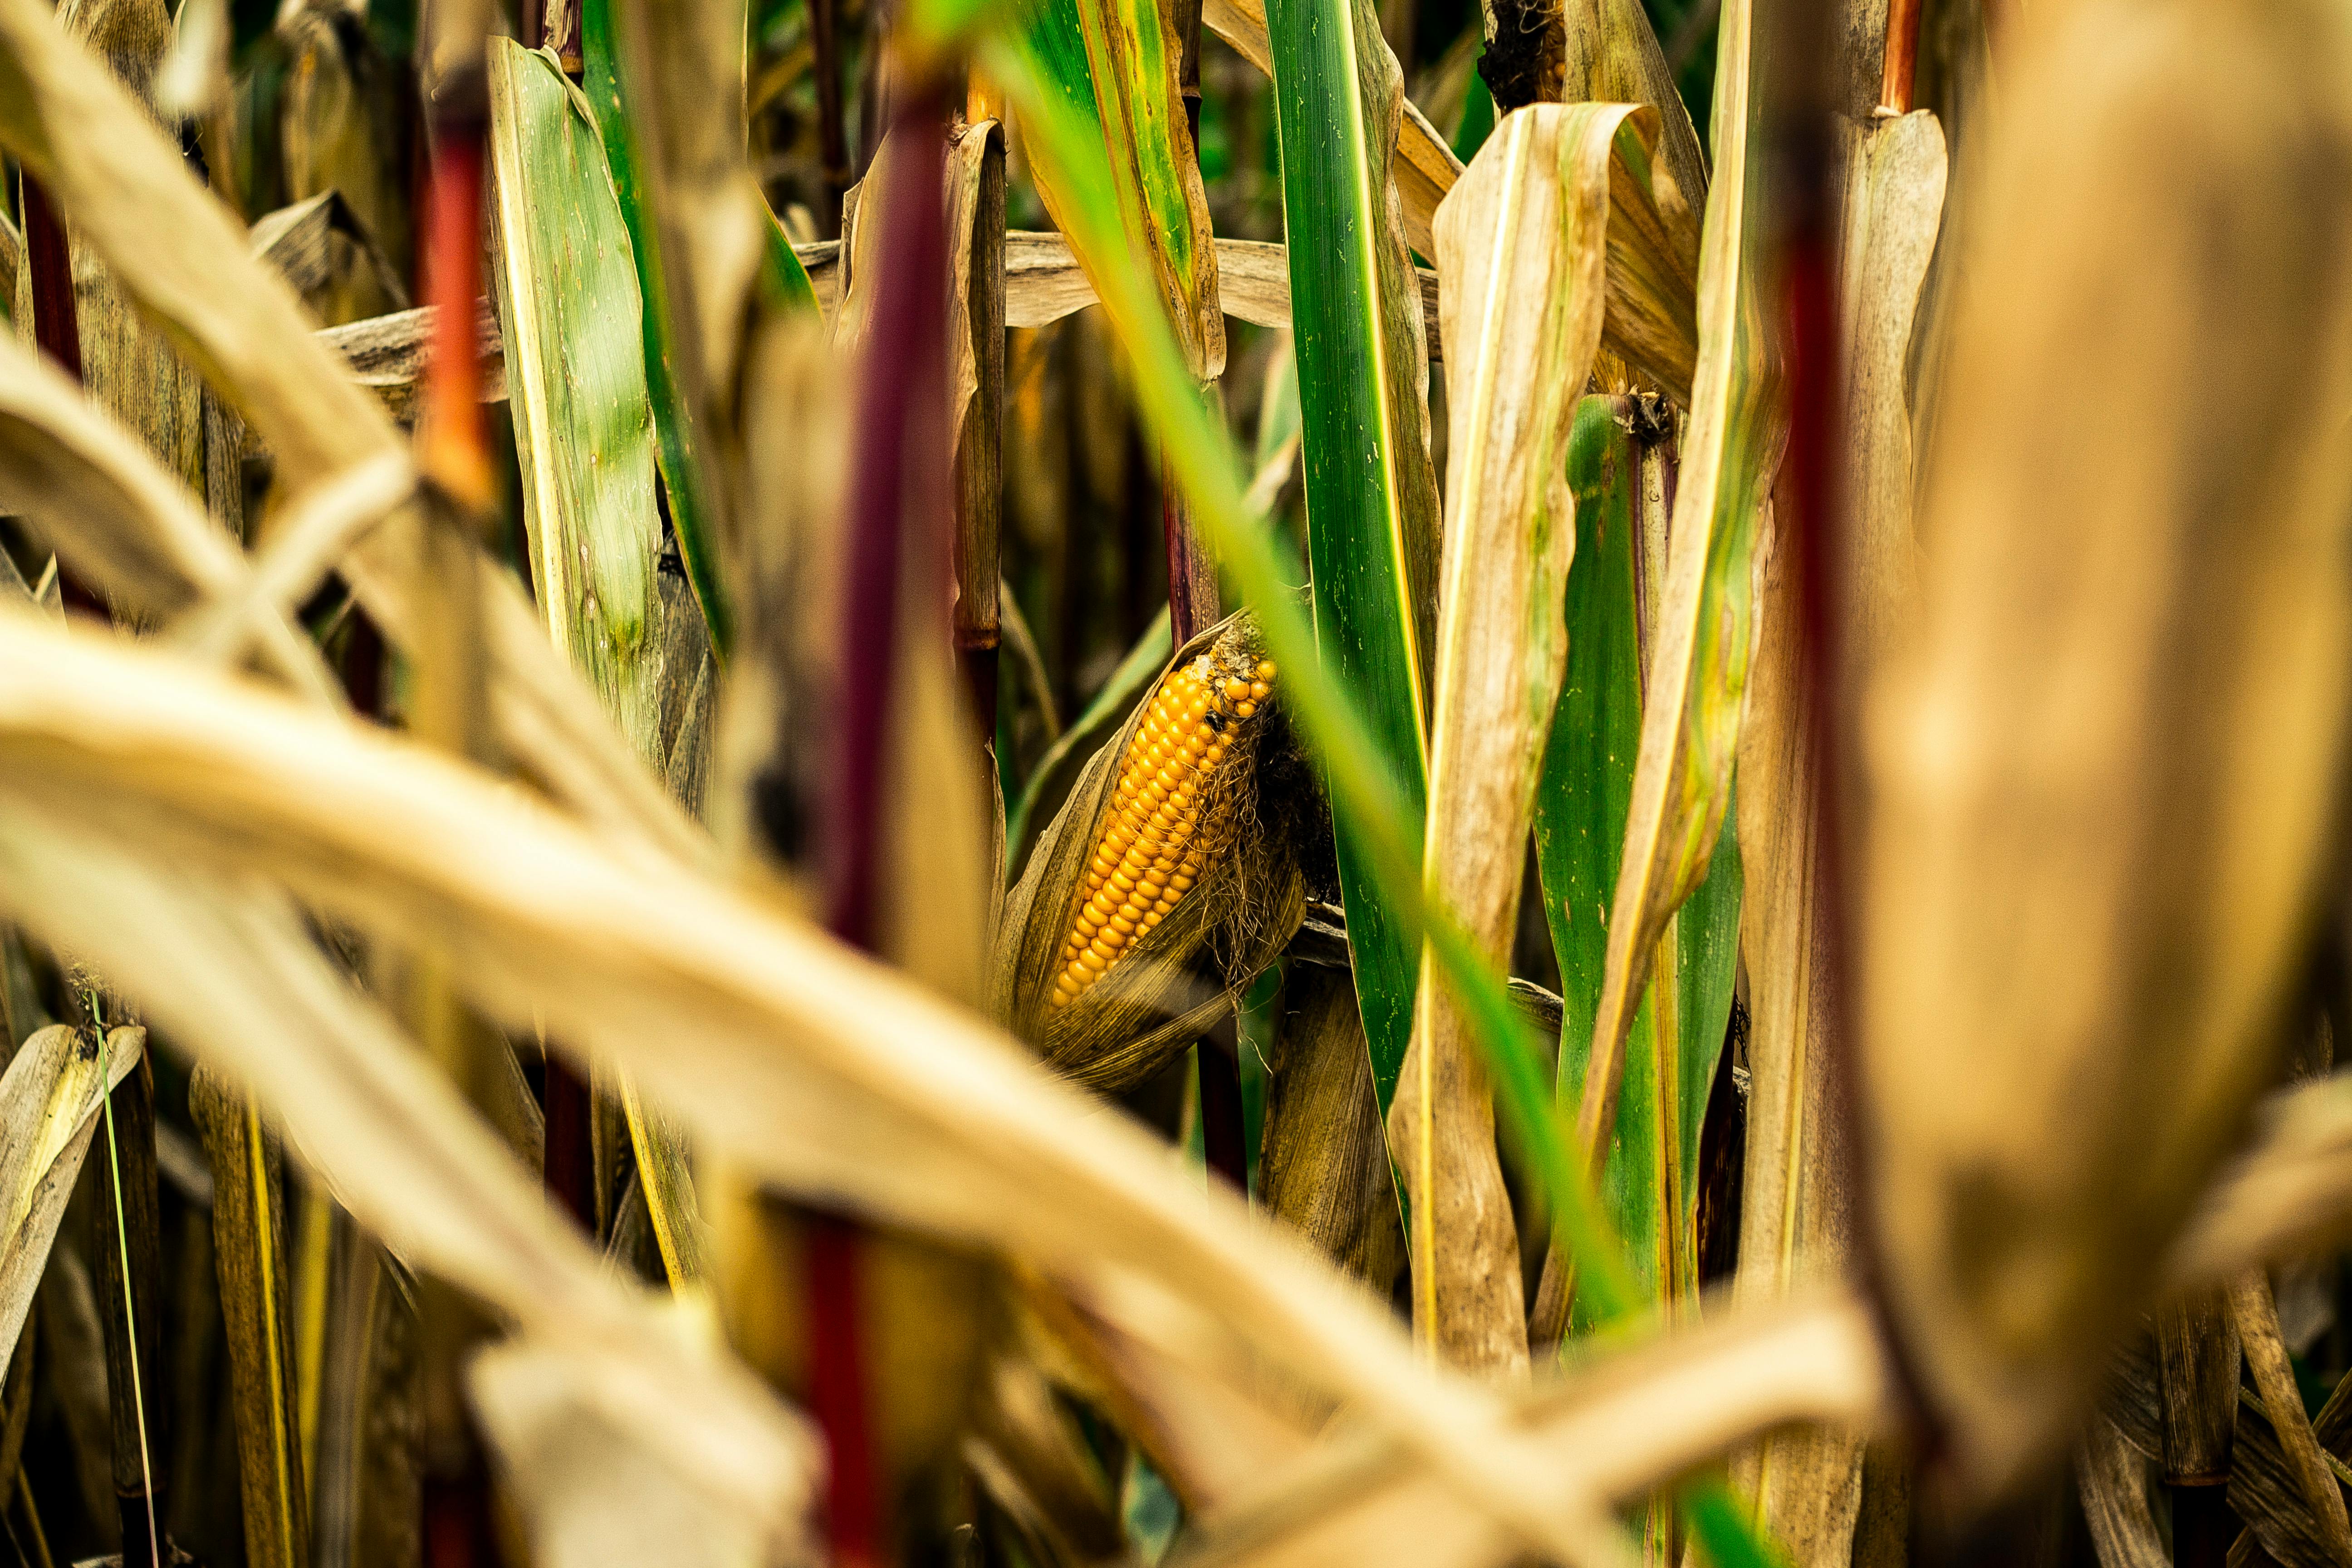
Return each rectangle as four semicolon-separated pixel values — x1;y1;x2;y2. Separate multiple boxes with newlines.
0;0;2347;1561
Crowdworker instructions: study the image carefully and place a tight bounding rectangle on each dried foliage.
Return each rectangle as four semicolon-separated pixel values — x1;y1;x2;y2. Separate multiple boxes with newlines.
0;0;2348;1564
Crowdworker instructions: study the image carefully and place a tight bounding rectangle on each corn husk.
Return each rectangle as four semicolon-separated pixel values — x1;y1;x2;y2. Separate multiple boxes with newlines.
992;608;1310;1093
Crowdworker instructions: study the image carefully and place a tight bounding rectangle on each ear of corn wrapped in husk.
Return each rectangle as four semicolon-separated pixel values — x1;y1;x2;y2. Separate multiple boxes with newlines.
993;608;1311;1092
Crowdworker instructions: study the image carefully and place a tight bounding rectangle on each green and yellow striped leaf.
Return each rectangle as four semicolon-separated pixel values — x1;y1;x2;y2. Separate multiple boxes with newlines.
486;38;663;766
1262;0;1441;1114
577;0;818;658
487;36;710;1289
1013;0;1222;379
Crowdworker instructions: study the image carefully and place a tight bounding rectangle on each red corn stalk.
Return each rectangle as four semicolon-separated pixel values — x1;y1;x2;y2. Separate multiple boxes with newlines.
417;128;491;513
21;177;81;385
805;1212;882;1566
21;173;108;621
1198;1025;1247;1192
813;77;957;1567
414;22;500;1568
541;1058;597;1230
831;89;954;955
1877;0;1922;114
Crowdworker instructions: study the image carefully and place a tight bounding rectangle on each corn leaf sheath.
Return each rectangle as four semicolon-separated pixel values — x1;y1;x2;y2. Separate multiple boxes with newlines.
1261;0;1441;1116
1575;0;1783;1202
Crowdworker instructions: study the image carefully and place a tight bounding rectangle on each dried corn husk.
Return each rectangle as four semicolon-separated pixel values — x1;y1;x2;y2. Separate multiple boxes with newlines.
992;609;1310;1093
1259;961;1407;1296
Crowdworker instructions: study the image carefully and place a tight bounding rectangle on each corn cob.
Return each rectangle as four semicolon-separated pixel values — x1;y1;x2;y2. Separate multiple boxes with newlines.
1049;645;1279;1009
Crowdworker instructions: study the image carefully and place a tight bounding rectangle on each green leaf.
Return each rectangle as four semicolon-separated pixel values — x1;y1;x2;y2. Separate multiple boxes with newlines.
759;208;821;317
1263;0;1443;1113
486;39;664;766
1574;0;1782;1192
1538;399;1740;1332
486;39;711;1290
1013;0;1223;379
577;0;738;657
1451;68;1493;162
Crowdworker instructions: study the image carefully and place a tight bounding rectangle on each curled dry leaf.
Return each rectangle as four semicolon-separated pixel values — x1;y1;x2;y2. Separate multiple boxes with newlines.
0;1022;141;1372
2074;1414;2167;1568
0;333;333;703
314;304;506;427
1180;1285;1889;1568
0;0;699;861
0;804;819;1555
248;191;410;325
2164;1076;2352;1293
1403;100;1662;1374
0;611;1663;1565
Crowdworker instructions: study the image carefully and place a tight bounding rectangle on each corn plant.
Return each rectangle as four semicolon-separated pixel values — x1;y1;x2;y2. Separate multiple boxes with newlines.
0;0;2350;1566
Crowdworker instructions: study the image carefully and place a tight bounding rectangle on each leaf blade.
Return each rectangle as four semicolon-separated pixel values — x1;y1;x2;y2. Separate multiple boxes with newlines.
1263;0;1443;1113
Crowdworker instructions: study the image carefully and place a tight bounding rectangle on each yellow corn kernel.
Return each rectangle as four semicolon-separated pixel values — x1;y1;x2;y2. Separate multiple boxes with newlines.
1049;635;1276;1007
